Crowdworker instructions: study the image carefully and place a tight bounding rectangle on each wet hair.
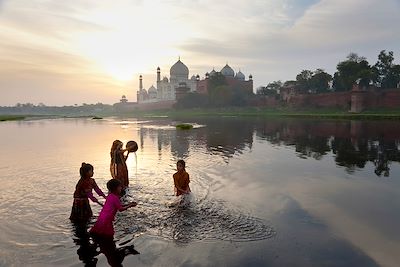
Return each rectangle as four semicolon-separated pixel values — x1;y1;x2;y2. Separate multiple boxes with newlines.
107;178;122;193
80;162;93;178
177;160;186;169
110;140;123;161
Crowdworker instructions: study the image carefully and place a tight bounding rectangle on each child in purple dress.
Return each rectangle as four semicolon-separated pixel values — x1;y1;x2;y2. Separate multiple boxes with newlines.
90;179;137;240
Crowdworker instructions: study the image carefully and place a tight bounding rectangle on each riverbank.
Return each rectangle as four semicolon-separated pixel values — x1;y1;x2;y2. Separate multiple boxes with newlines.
3;107;400;121
0;115;26;121
120;107;400;120
0;114;107;122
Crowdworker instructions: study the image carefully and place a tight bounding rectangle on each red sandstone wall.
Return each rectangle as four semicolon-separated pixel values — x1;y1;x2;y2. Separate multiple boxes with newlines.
251;96;279;107
196;77;253;95
284;89;400;110
288;91;351;109
363;89;400;109
196;80;208;94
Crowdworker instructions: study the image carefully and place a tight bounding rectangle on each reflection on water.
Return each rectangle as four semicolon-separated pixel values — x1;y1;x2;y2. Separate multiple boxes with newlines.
124;195;275;243
253;119;400;176
72;222;139;266
0;117;399;266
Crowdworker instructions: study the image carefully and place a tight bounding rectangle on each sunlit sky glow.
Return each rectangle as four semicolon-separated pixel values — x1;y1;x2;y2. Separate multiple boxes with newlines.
0;0;399;105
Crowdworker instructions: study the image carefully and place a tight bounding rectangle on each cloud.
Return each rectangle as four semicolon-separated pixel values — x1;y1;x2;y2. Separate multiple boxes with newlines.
180;0;400;86
1;0;400;105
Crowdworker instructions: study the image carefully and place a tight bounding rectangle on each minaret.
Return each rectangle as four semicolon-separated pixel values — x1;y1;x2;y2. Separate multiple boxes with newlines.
157;67;161;82
139;75;143;90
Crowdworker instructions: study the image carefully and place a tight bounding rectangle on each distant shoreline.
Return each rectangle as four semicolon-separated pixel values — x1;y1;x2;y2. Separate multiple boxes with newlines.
118;107;400;120
0;115;26;121
3;108;400;121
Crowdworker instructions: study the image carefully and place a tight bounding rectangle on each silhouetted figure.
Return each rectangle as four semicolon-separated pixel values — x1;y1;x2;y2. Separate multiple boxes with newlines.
70;163;106;222
72;221;139;267
72;222;99;266
110;140;130;189
91;235;139;267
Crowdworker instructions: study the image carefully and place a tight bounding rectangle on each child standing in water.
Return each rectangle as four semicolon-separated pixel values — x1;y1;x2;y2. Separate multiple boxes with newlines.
173;160;191;196
70;163;106;222
110;140;130;188
90;179;137;240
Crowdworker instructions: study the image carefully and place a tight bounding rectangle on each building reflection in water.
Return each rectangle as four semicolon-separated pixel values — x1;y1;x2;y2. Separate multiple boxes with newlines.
255;119;400;177
137;117;254;163
136;117;400;177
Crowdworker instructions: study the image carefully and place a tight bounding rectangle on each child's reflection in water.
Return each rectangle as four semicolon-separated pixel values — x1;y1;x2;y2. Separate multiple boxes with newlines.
73;222;139;267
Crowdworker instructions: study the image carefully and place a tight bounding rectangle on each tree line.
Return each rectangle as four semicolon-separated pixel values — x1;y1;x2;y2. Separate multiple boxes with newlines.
0;102;114;115
257;50;400;96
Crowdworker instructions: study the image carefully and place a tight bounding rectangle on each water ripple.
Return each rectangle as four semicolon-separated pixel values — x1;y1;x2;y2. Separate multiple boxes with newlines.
116;195;275;243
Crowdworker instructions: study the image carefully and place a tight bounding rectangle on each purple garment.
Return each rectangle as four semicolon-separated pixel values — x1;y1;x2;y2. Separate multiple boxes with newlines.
90;193;122;238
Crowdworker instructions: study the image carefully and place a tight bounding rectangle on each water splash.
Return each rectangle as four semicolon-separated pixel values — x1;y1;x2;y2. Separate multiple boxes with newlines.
116;194;275;243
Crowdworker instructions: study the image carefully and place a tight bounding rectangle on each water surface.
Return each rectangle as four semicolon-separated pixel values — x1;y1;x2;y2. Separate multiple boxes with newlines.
0;117;399;266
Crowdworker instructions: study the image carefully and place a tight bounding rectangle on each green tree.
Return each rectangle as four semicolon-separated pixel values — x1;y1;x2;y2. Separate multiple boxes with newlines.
296;70;313;92
283;80;297;87
374;50;400;89
309;69;332;93
256;80;282;96
208;72;227;89
175;92;209;109
209;85;232;106
333;53;375;91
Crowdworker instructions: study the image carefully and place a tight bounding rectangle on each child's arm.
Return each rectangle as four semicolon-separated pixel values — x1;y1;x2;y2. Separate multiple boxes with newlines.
118;201;137;212
175;173;190;193
124;150;130;161
87;191;103;206
175;185;190;194
93;181;106;199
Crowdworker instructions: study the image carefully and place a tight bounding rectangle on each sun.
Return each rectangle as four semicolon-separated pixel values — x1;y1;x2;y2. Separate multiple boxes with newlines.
106;65;138;82
71;3;192;84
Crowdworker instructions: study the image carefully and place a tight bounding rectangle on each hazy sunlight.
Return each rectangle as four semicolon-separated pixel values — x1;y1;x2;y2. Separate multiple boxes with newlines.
72;3;193;82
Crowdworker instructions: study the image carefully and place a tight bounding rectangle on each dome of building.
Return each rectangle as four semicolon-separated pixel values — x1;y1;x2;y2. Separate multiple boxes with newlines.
148;85;157;93
191;75;196;80
170;59;189;78
221;64;235;77
235;70;245;81
162;77;169;82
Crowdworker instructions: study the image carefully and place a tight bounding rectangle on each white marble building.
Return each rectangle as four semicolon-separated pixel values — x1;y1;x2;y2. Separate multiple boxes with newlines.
137;58;198;103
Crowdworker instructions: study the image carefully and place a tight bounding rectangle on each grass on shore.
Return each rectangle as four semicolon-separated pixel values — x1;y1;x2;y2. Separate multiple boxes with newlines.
176;123;194;130
119;107;400;120
3;107;400;121
0;115;26;121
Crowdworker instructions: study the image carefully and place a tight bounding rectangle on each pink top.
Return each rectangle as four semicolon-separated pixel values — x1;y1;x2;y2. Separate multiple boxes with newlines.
90;193;122;238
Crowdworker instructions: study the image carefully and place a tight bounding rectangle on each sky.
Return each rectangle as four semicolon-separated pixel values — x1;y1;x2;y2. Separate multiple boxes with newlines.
0;0;399;106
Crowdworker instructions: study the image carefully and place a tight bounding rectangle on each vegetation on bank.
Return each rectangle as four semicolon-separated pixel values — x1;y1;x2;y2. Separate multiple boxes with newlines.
120;107;400;120
257;50;400;96
3;107;400;121
175;123;193;130
0;115;26;121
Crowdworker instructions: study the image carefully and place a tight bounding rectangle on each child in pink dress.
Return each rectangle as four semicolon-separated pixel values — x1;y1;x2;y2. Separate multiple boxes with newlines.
90;179;137;240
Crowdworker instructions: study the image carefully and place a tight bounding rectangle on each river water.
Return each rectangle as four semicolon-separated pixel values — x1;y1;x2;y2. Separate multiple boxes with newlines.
0;117;399;267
